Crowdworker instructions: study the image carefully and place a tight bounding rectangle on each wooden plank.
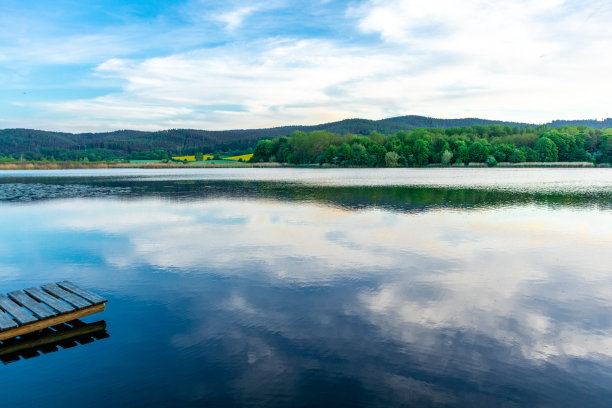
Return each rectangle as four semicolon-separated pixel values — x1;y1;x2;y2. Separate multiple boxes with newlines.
42;284;91;309
0;303;106;341
57;281;107;305
25;287;74;314
0;310;18;331
0;295;38;325
8;290;57;319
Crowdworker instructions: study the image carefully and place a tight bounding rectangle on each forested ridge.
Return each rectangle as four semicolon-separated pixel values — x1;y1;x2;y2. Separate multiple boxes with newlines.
0;115;611;163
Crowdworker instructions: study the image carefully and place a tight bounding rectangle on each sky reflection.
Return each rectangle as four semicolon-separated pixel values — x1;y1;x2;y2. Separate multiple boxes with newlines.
1;183;612;406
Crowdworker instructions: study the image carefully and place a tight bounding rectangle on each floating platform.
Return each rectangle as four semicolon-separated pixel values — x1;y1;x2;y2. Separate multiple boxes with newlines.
0;281;107;341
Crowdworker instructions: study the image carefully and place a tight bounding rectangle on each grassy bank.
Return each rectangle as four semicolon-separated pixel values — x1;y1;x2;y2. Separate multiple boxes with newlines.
474;162;596;168
0;161;608;171
0;161;283;170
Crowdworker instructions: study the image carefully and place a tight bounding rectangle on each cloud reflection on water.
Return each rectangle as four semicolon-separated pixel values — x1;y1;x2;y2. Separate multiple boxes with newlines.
2;194;612;405
5;198;611;361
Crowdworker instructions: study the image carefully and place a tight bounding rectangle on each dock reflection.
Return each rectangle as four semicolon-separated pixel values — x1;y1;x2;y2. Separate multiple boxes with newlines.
0;319;109;364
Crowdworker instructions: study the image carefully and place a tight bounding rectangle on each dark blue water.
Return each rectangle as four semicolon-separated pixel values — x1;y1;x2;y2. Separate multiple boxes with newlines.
1;169;612;407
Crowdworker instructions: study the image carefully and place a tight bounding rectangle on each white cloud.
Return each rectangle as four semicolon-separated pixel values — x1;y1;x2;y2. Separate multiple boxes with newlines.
6;1;612;131
345;0;612;118
0;34;131;65
216;6;259;31
41;39;422;130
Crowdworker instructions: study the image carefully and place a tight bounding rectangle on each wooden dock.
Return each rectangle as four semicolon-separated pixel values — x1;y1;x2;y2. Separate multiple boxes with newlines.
0;281;107;341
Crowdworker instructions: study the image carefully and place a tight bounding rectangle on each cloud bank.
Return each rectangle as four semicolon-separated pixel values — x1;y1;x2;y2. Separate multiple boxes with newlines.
1;0;610;131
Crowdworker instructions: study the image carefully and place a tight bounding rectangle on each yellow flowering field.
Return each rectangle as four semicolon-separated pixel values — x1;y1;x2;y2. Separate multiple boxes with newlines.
172;155;214;161
224;154;253;161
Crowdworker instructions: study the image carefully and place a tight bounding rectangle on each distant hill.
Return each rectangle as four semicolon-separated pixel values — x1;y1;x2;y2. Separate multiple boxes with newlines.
1;115;610;159
547;119;612;128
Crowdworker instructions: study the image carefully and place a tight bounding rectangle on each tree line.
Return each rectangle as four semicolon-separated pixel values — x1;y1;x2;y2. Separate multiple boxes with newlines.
250;125;611;166
1;123;610;165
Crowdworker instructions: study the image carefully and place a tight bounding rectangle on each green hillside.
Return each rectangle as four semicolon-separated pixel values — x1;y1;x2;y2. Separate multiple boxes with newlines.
1;115;610;161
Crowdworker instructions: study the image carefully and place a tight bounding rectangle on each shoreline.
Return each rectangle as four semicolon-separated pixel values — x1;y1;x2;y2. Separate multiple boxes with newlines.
0;162;284;170
0;161;604;171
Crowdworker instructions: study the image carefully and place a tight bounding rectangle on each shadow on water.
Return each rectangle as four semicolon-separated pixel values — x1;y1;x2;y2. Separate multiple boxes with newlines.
0;319;109;365
1;177;611;211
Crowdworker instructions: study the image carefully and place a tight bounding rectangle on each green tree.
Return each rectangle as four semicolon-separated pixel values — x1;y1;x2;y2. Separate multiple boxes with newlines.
338;142;353;165
369;131;386;145
324;145;338;164
441;150;453;165
534;137;559;162
520;146;539;162
385;138;402;153
352;143;369;166
452;140;469;164
545;131;582;161
599;135;611;163
491;144;514;162
385;151;400;167
368;144;388;167
413;139;430;166
468;141;488;162
274;137;290;162
251;140;274;162
401;145;413;160
508;149;526;163
289;131;331;164
432;138;450;163
569;136;588;161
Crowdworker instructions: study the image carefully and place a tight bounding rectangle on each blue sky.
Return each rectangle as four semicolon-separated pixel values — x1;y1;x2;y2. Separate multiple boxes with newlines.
1;0;610;132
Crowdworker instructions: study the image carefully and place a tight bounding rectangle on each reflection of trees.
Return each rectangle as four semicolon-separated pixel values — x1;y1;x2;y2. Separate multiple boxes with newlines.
2;177;611;211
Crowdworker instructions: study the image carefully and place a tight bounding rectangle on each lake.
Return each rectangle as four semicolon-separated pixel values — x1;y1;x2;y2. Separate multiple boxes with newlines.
1;168;612;407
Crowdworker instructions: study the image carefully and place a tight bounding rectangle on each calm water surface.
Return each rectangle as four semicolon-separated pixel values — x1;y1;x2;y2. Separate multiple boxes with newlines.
1;168;611;407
